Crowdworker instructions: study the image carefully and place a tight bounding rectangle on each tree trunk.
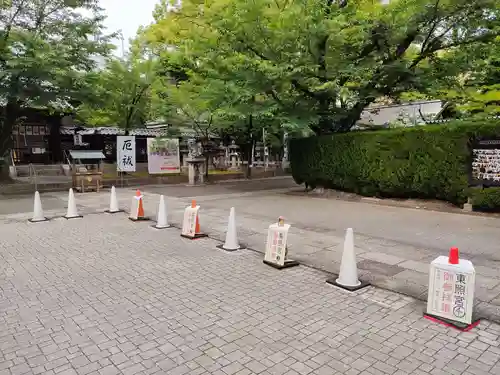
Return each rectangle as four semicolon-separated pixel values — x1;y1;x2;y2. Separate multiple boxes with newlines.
0;98;18;159
204;153;209;180
245;114;253;179
338;96;376;132
48;115;62;163
0;98;19;181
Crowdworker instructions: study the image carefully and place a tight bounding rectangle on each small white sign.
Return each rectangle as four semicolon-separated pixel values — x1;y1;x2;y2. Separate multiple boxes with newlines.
264;223;290;266
427;256;475;324
181;205;199;237
73;134;82;146
117;136;136;172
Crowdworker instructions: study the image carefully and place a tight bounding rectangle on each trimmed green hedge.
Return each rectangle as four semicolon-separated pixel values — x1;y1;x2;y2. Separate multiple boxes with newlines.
470;188;500;211
289;119;500;206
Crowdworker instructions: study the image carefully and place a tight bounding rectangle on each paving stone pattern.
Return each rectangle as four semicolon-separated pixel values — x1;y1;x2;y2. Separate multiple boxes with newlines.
103;187;500;323
1;214;500;374
2;184;500;323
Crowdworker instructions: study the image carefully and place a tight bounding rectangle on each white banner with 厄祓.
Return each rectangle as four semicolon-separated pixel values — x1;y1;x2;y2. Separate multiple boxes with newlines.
147;138;180;174
117;136;136;172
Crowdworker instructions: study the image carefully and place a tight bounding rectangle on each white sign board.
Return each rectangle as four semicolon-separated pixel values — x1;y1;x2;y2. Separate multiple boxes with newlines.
426;256;475;324
73;134;82;146
117;136;136;172
264;223;290;267
147;138;180;174
181;205;199;237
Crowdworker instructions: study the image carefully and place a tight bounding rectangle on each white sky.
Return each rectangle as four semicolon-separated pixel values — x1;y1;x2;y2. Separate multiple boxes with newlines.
99;0;158;55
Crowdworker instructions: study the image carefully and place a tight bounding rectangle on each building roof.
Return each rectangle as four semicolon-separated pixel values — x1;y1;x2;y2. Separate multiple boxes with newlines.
60;126;169;137
69;150;106;160
60;125;218;139
357;100;444;126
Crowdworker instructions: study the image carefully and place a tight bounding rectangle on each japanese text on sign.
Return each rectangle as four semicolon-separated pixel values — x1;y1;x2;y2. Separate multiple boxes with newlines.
432;270;469;320
265;224;290;267
117;136;136;172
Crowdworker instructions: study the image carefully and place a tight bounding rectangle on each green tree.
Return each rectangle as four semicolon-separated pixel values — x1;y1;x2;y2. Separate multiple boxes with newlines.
0;0;114;165
77;49;156;133
148;45;284;177
447;43;500;116
148;0;500;134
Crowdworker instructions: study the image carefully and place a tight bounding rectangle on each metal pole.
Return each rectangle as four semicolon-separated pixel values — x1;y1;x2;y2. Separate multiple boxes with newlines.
121;33;125;58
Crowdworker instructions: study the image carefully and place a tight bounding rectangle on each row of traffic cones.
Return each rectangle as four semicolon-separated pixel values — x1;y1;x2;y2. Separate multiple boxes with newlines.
30;187;368;290
29;188;239;248
30;188;82;222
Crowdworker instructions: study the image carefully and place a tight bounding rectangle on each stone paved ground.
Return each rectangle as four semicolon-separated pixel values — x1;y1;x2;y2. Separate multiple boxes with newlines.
2;213;500;375
2;177;500;322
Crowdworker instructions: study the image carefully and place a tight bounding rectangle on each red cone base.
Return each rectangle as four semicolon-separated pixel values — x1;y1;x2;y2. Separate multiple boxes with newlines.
448;247;459;264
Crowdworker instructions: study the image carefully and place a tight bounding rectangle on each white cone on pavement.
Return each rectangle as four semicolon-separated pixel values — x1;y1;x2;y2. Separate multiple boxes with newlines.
154;195;170;229
221;207;240;251
65;188;82;219
107;186;121;213
29;191;47;222
336;228;361;287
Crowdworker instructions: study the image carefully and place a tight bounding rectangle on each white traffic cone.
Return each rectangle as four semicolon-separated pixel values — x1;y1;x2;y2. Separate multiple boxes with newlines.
64;188;82;219
326;228;369;291
154;195;171;229
217;207;244;251
29;191;48;222
105;186;122;213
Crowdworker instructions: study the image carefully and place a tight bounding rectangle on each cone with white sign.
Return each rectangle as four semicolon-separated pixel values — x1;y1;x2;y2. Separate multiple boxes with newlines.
424;247;480;331
326;228;369;291
217;207;245;251
64;188;83;219
129;190;149;221
105;186;123;214
153;195;171;229
29;191;48;222
263;217;299;269
181;200;207;239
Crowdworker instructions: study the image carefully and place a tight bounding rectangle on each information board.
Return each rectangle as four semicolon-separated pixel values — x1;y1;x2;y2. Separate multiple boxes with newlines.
427;256;475;324
264;223;290;266
181;205;199;237
471;138;500;186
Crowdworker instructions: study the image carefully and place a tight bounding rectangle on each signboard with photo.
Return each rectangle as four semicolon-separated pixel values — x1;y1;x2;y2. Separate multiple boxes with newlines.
147;138;180;174
471;138;500;186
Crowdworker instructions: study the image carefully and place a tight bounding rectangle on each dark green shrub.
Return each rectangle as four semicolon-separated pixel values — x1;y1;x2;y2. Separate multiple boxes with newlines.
289;119;500;206
470;188;500;211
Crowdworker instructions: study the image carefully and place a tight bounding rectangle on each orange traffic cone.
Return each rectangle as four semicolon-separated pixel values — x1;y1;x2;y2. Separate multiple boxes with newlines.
195;214;201;234
129;190;150;221
191;199;202;234
137;190;145;218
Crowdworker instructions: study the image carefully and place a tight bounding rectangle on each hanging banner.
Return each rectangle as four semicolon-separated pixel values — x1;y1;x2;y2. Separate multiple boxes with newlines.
147;138;180;174
117;136;136;172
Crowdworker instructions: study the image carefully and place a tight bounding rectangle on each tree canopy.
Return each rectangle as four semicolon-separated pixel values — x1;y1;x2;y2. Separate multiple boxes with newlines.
0;0;114;158
146;0;500;134
76;45;156;131
1;0;500;169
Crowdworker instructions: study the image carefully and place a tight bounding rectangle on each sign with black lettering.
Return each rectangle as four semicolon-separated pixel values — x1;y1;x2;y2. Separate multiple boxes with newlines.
117;136;136;172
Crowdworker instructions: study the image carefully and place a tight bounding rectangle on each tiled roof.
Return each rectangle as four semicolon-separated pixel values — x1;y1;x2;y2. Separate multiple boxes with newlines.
59;127;169;137
60;126;222;139
424;115;500;124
